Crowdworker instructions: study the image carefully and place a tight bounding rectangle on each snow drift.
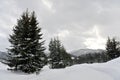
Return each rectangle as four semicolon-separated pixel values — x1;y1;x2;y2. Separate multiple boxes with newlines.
1;57;120;80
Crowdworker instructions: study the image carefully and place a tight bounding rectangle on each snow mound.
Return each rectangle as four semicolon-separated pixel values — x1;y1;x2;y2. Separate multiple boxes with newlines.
1;57;120;80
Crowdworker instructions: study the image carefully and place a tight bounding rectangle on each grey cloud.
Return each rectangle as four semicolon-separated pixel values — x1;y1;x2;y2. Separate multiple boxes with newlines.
1;0;120;51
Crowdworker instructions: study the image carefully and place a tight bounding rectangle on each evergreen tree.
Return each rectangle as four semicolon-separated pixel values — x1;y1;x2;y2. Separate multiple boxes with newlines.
106;37;120;59
48;38;72;69
6;10;46;73
60;46;73;66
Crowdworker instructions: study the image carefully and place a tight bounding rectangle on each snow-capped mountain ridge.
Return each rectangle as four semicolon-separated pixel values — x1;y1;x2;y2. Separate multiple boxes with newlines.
70;49;105;56
0;51;7;60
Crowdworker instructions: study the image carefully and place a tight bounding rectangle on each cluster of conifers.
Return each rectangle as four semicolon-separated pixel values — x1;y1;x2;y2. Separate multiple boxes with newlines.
3;10;120;74
3;10;72;74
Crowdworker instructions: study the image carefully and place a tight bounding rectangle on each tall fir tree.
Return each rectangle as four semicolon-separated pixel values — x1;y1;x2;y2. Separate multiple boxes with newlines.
48;37;72;69
106;37;120;59
6;10;47;73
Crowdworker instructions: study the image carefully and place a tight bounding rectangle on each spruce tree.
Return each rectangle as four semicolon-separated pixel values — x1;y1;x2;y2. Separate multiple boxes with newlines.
48;38;72;69
6;10;46;73
106;37;120;59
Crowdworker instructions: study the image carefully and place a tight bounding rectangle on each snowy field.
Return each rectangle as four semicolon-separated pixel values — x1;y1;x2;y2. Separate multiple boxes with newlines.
0;57;120;80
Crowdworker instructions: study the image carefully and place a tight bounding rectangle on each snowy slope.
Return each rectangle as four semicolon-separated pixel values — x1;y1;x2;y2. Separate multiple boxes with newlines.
1;57;120;80
70;49;104;56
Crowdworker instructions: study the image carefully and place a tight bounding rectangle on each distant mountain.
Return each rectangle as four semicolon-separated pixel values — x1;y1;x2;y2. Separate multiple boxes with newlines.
69;49;105;57
0;51;8;61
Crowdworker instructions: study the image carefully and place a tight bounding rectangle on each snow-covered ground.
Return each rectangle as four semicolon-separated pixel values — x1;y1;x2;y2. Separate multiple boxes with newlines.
1;57;120;80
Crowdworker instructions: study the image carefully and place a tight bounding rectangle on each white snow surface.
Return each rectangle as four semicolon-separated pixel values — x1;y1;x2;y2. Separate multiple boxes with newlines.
1;57;120;80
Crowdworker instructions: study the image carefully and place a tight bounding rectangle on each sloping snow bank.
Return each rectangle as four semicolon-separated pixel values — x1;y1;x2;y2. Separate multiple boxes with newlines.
1;57;120;80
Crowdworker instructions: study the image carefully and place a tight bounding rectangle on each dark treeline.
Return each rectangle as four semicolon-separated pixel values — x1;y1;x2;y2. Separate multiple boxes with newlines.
71;52;109;64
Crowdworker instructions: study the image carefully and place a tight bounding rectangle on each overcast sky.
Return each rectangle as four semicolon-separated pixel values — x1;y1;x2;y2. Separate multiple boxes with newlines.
0;0;120;51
